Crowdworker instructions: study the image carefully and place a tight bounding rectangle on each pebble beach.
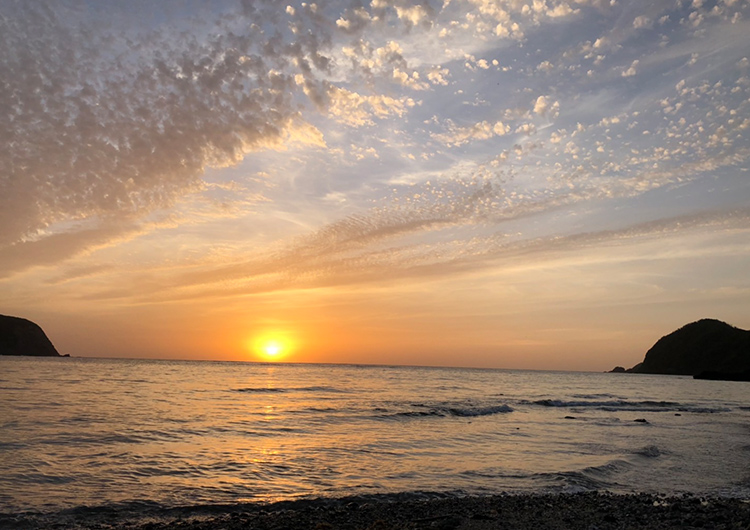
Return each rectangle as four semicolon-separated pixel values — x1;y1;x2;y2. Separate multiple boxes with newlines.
5;493;750;530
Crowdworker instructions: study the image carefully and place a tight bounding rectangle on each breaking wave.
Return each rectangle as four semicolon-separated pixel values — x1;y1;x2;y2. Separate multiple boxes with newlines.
535;460;634;493
527;399;729;413
381;404;513;420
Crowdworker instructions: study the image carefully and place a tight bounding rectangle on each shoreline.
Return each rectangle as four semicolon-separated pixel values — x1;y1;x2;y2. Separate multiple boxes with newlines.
4;492;749;529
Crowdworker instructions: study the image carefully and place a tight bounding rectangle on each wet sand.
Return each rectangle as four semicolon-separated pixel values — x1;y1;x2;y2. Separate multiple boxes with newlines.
5;492;750;529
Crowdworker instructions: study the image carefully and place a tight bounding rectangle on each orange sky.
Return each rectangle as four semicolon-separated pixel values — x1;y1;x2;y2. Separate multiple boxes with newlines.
21;230;750;371
2;1;750;370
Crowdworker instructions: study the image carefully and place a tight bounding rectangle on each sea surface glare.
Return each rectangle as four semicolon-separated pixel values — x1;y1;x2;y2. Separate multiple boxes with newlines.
1;357;749;514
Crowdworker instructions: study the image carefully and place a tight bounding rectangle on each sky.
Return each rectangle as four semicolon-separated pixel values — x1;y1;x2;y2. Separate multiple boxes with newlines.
2;0;749;370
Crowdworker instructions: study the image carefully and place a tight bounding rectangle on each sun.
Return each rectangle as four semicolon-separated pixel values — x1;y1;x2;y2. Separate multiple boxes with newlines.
249;333;295;362
263;341;283;357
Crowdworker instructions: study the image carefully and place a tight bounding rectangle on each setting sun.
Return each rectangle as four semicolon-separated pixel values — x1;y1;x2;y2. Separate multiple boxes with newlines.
249;332;296;362
263;341;282;357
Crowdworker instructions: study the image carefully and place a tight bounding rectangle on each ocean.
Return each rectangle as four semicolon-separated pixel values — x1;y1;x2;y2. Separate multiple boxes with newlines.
1;356;749;517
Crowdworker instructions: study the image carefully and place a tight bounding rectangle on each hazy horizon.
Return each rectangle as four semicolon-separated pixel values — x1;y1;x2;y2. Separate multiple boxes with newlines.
2;1;749;371
5;352;633;372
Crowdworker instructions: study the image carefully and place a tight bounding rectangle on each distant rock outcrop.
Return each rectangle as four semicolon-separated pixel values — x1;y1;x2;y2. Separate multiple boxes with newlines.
0;315;61;357
626;319;750;377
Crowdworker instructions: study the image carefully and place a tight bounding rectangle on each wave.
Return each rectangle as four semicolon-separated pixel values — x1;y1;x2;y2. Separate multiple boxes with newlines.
382;404;513;420
448;405;514;417
534;459;633;493
571;393;618;399
235;387;287;393
35;432;155;446
527;399;729;413
233;386;345;394
537;446;664;493
632;445;662;458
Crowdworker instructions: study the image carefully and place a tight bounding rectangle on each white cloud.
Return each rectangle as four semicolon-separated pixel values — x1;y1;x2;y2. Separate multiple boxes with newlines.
633;15;652;29
336;6;371;32
432;120;510;146
537;60;554;72
550;130;566;143
622;59;639;77
533;95;560;118
593;36;609;49
395;5;432;26
427;66;450;85
393;68;430;90
534;95;549;115
547;3;577;18
326;85;417;127
515;123;537;135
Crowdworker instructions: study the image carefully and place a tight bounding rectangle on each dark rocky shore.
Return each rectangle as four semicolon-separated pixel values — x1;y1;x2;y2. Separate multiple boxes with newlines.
4;492;750;530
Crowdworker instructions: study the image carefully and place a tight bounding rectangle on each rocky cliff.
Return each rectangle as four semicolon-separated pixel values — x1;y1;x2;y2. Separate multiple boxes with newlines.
0;315;61;356
628;319;750;376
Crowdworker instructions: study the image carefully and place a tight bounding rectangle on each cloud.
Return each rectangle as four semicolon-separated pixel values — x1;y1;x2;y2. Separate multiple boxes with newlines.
325;84;417;126
335;6;372;33
0;221;143;279
44;264;115;286
427;66;451;85
371;0;437;28
633;15;652;29
394;4;434;27
393;67;430;90
431;120;510;146
461;0;584;40
0;2;336;248
533;95;560;118
515;123;537;135
537;60;555;73
622;59;639;77
114;192;750;303
3;0;450;262
4;0;750;293
3;0;459;250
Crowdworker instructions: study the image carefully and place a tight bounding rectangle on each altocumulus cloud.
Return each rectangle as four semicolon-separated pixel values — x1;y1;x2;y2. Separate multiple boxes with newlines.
0;1;338;248
2;0;750;291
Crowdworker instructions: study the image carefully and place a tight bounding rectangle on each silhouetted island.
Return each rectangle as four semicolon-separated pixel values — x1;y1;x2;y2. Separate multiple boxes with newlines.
0;315;61;357
621;319;750;381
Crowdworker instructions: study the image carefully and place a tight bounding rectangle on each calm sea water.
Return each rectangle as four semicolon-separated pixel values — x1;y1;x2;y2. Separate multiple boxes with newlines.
1;356;749;514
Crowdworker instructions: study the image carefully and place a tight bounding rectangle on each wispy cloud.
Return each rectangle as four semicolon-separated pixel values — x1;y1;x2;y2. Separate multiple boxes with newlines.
65;173;750;303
